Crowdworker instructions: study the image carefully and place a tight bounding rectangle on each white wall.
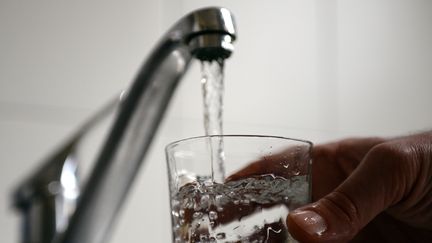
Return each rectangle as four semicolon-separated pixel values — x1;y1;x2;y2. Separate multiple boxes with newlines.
337;0;432;135
1;0;431;242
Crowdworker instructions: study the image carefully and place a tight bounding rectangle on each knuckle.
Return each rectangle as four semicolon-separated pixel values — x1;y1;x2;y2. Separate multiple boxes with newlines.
368;142;414;165
368;140;421;205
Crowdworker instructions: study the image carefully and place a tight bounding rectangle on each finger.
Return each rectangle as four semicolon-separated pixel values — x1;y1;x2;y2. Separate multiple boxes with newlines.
312;137;385;200
288;140;420;242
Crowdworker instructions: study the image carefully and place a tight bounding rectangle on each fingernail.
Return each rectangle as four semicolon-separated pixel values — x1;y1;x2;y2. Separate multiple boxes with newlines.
290;210;327;236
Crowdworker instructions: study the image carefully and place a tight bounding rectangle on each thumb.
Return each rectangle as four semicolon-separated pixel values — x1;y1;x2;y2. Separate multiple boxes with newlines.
287;142;412;242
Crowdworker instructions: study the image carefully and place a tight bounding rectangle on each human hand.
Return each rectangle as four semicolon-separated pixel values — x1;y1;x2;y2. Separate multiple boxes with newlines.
285;132;432;242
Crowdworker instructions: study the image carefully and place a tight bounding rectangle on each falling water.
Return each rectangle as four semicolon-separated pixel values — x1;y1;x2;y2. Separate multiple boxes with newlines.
201;59;226;182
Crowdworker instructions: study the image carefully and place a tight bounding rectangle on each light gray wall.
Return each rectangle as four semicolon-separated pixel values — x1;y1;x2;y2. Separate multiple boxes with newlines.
1;0;431;242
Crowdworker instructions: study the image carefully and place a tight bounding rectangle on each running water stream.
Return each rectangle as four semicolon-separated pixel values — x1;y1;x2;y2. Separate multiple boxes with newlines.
200;59;226;182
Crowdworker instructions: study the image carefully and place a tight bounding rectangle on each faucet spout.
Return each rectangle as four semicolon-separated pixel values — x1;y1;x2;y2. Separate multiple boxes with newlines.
13;7;236;243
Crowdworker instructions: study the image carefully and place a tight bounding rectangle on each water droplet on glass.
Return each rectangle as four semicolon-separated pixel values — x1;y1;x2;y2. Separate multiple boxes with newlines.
216;232;226;239
47;181;62;195
172;199;180;207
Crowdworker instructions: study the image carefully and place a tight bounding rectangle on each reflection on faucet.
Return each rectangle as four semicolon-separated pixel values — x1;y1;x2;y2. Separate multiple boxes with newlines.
13;7;236;243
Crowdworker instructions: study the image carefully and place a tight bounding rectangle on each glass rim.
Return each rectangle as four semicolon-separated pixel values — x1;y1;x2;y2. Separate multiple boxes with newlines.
165;134;313;151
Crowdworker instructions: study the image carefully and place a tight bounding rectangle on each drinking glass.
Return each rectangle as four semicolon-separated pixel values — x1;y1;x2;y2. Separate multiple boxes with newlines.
166;135;312;242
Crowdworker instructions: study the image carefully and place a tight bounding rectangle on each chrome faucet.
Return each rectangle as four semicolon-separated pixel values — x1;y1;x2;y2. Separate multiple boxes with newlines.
12;7;236;243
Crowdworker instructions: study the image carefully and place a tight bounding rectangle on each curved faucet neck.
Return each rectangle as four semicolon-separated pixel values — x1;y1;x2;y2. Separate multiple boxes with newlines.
13;7;236;243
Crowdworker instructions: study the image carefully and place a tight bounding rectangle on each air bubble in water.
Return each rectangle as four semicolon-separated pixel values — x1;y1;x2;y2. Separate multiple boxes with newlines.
200;234;208;241
209;211;218;220
200;194;210;209
204;180;213;187
193;212;203;219
179;219;185;226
